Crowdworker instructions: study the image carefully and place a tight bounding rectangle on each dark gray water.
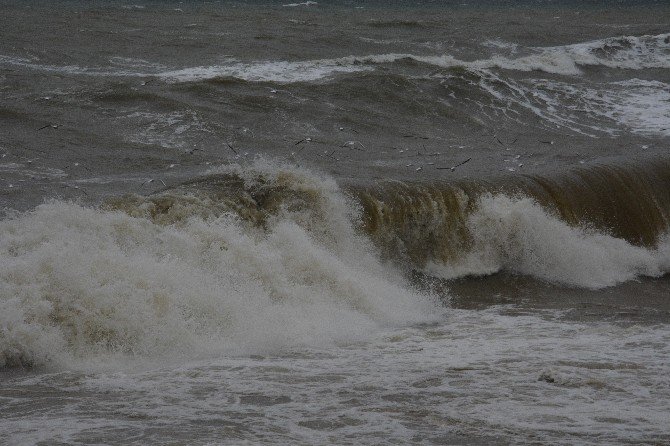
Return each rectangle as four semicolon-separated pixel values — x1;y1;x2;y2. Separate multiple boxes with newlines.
1;1;669;444
2;0;669;208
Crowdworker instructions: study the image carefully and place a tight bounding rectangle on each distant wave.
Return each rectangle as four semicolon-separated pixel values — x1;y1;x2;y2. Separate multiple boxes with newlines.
0;55;156;78
366;19;428;28
453;71;670;137
2;33;667;83
159;33;670;82
160;57;372;83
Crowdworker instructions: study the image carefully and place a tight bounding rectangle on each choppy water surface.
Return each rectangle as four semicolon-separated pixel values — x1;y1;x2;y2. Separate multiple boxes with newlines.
1;1;669;444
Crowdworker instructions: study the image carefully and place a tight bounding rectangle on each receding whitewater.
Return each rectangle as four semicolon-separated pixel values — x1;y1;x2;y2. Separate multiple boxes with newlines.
1;0;670;444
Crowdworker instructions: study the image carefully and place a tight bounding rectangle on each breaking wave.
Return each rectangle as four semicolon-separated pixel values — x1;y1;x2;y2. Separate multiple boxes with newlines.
2;159;670;369
358;160;670;288
426;195;670;288
0;161;439;369
466;33;670;75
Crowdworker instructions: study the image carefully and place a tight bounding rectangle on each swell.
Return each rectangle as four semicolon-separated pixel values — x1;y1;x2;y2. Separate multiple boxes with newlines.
170;57;670;137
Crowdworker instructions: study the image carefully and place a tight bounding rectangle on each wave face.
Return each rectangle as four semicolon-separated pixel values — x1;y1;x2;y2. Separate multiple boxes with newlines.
0;161;438;369
357;160;670;289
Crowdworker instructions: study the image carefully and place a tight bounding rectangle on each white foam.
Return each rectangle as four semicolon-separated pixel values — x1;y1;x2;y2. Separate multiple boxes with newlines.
120;110;208;149
160;57;373;83
473;33;670;75
426;194;670;289
283;1;318;6
0;161;438;370
446;69;670;137
533;78;670;137
4;307;668;444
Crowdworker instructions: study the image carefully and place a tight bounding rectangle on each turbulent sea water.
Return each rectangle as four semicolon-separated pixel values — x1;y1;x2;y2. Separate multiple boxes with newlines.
1;1;670;444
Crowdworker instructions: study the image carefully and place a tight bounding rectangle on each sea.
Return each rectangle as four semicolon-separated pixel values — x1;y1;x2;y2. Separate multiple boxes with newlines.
1;0;669;444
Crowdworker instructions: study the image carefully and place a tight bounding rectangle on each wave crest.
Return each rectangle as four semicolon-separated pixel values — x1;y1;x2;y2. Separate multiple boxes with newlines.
427;195;670;288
